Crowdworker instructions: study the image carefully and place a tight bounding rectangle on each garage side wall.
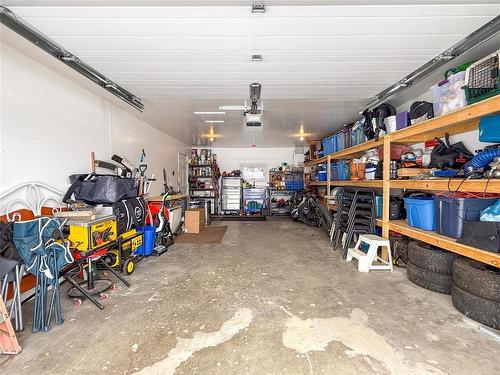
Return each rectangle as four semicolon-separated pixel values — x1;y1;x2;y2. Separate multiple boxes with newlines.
0;42;188;208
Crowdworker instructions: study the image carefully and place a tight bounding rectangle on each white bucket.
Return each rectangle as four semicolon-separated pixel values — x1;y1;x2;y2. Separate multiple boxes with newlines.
384;116;397;133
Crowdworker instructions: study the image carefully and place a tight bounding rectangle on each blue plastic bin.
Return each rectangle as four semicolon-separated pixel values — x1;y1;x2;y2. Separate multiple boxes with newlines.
375;196;383;219
136;226;156;256
335;132;344;151
435;196;497;238
317;171;327;181
404;197;436;231
337;160;351;180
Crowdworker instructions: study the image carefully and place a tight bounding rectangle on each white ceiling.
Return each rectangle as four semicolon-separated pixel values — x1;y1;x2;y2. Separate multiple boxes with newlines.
4;1;500;147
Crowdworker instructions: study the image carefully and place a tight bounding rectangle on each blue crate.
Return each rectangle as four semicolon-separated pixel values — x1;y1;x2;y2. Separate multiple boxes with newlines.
337;160;351;180
335;132;344;152
350;121;367;146
322;135;335;155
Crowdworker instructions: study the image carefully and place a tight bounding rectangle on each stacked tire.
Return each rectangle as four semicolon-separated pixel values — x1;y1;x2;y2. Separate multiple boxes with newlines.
451;258;500;329
406;241;457;294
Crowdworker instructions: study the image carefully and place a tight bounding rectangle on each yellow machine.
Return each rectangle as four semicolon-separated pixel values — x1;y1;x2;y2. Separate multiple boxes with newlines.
104;229;142;267
102;228;143;275
67;215;117;251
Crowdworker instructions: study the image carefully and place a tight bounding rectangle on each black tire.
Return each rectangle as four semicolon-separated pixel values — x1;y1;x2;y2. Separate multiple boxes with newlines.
452;258;500;302
451;284;500;329
298;203;318;227
316;203;333;233
407;241;457;274
407;262;453;294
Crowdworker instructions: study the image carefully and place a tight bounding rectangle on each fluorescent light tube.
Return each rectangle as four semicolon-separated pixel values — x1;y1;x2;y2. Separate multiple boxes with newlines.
194;111;226;115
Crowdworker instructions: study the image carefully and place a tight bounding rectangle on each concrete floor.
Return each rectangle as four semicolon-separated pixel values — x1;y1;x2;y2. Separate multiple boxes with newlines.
1;218;499;375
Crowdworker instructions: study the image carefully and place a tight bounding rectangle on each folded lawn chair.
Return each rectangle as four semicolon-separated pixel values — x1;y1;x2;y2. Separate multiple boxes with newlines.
13;217;73;333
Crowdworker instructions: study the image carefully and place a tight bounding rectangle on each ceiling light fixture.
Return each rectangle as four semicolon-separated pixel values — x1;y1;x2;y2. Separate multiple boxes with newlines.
0;6;144;112
299;125;305;141
205;120;224;124
252;4;265;14
194;111;226;115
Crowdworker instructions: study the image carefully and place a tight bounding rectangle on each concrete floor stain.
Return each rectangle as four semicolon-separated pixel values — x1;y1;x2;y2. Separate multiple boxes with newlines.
133;308;253;375
281;306;448;375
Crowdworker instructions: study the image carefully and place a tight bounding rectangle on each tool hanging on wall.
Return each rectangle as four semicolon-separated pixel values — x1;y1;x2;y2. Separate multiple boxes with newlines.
111;155;139;178
94;160;131;178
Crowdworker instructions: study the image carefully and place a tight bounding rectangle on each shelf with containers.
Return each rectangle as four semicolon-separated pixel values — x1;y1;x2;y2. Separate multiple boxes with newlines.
189;149;220;215
383;94;500;268
269;170;304;191
305;94;500;267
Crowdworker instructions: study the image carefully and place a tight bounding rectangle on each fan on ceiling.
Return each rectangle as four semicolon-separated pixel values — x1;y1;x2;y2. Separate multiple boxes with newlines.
219;83;264;127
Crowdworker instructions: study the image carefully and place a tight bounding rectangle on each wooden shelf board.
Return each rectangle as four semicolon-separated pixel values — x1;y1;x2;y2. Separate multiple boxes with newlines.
329;138;385;159
304;155;328;167
388;220;500;268
389;95;500;144
329;180;383;188
390;178;500;193
189;164;213;168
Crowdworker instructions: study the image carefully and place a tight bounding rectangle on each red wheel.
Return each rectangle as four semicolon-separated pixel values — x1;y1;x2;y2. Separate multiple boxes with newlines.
73;298;82;306
100;293;109;301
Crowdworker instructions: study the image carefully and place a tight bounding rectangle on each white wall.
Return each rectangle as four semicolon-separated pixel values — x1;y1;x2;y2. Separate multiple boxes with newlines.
0;42;188;213
212;147;304;183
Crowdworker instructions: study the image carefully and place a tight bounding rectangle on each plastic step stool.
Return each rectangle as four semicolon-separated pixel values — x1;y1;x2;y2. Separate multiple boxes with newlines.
346;234;393;273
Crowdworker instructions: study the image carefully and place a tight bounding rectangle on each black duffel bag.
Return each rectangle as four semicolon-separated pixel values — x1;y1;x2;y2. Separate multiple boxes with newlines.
457;221;500;253
113;197;146;235
429;133;473;169
63;174;138;205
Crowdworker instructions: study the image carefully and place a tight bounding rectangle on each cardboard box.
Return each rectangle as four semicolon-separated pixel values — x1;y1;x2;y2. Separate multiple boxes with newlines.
185;208;205;234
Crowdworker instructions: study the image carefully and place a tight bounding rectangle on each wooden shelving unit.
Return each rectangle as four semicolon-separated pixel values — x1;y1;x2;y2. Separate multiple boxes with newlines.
304;94;500;267
389;179;500;193
330;180;383;188
388;221;500;267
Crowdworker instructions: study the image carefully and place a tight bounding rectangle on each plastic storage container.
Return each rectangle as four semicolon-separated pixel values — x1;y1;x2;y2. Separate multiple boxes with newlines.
343;126;352;149
350;161;366;180
375;196;383;219
350;121;367;146
330;162;338;181
435;195;497;238
404;197;436;231
322;135;335;155
337;160;351;180
317;171;327;181
334;132;343;152
136;226;156;256
430;71;467;117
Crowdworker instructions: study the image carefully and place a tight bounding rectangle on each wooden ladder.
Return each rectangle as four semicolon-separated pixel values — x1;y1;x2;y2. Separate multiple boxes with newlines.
0;295;21;355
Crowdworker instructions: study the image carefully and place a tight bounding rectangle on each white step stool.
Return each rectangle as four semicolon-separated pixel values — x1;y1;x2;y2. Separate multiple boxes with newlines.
346;234;393;273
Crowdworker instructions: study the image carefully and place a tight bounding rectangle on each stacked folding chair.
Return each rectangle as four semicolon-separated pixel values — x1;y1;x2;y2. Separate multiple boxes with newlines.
0;258;25;332
331;187;376;258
